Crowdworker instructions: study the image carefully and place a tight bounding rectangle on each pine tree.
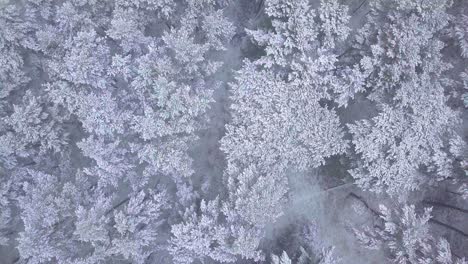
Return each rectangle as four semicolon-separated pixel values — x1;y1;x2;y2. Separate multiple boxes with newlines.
169;198;236;263
17;169;170;263
218;0;353;260
348;0;463;198
353;204;466;264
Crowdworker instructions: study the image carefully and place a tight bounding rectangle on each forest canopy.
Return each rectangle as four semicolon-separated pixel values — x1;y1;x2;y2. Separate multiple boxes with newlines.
0;0;466;263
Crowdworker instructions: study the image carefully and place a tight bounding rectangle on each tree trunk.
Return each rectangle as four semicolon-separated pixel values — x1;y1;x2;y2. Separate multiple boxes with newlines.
429;218;468;238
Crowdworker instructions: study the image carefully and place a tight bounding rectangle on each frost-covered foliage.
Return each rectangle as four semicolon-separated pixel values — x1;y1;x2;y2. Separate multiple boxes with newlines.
450;6;468;59
212;1;355;260
0;5;31;99
354;204;467;264
272;251;292;264
272;246;341;264
0;0;467;263
348;0;464;198
33;0;234;191
270;222;342;264
169;198;236;263
0;0;234;262
17;170;168;264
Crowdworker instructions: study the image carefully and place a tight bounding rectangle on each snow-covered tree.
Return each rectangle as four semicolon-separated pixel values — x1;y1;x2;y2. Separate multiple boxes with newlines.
272;247;341;264
17;169;169;263
169;198;236;264
106;189;168;263
217;0;354;260
354;204;466;264
4;91;68;159
222;61;348;173
272;251;292;264
247;0;366;106
1;0;467;263
1;0;236;261
17;170;81;263
449;5;468;59
77;136;134;188
13;0;235;195
348;0;463;197
0;5;30;99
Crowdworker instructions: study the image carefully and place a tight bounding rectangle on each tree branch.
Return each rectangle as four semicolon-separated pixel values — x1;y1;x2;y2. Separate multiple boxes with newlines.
347;192;382;217
445;189;464;196
337;47;353;59
423;200;468;214
352;0;367;15
429;218;468;238
105;197;130;216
